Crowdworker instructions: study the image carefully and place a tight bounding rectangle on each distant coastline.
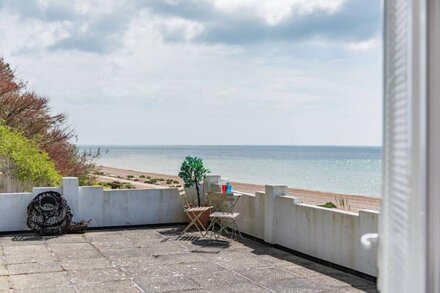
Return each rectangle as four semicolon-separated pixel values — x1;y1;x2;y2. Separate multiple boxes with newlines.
99;166;381;213
83;145;382;197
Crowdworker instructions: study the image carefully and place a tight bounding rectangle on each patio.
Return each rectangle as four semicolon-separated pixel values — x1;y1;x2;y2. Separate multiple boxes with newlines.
0;226;377;292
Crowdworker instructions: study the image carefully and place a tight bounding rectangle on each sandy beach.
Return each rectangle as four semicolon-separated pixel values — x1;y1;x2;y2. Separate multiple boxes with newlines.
98;166;381;213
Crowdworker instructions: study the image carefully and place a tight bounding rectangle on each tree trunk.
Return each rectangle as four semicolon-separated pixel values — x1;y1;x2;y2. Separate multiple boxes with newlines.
194;180;201;207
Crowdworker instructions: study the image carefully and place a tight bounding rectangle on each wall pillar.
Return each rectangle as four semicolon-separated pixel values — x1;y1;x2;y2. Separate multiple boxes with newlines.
204;175;221;193
264;185;287;244
62;177;79;221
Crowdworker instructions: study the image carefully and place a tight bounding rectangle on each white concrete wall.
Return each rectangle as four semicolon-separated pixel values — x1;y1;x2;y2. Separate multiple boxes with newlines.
232;192;265;239
202;176;378;276
228;185;379;277
275;199;378;276
0;178;185;232
0;176;378;277
78;187;185;227
0;192;34;232
0;186;62;231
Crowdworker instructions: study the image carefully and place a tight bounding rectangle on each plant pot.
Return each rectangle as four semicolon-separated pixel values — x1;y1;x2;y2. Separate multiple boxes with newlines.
186;207;211;228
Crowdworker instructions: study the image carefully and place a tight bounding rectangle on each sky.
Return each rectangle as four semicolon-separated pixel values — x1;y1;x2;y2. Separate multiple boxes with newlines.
0;0;383;146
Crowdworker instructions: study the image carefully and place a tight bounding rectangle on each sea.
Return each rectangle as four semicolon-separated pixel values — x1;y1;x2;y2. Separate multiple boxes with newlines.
81;145;382;197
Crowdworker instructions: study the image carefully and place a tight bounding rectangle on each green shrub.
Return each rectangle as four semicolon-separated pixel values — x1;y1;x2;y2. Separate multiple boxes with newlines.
318;202;337;209
0;58;101;184
0;124;61;186
139;175;146;178
178;156;210;207
127;175;134;179
95;181;135;190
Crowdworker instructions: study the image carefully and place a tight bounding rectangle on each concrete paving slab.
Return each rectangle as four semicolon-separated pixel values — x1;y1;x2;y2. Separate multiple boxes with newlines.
0;235;44;247
0;276;10;291
100;248;145;259
14;286;77;293
122;263;182;278
43;234;87;243
188;270;251;289
214;282;272;293
310;271;375;288
47;242;93;253
281;264;338;278
210;251;268;270
83;232;122;242
7;262;62;275
54;248;102;260
91;240;136;251
0;265;7;276
171;261;226;274
2;245;49;255
134;274;201;292
0;226;377;293
336;286;379;293
235;266;298;283
68;268;127;284
110;256;162;268
4;251;57;265
75;280;142;293
61;257;114;271
122;230;166;241
261;277;335;292
151;252;209;265
9;271;70;290
244;249;316;268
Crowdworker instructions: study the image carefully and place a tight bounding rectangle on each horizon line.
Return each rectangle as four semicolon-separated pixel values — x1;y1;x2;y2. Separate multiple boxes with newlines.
77;144;383;148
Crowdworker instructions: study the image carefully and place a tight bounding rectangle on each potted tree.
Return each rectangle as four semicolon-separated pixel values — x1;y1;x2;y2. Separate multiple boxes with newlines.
178;156;211;227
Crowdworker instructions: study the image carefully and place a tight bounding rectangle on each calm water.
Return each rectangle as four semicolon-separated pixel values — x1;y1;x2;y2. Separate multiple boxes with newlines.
81;145;382;197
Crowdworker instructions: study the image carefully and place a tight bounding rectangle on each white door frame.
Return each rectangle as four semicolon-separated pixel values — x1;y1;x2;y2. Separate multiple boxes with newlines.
427;0;440;291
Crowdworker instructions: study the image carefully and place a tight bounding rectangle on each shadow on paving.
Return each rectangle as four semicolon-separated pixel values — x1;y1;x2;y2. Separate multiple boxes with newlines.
156;226;232;251
10;235;44;242
8;234;71;243
231;235;377;292
0;225;377;292
157;224;377;292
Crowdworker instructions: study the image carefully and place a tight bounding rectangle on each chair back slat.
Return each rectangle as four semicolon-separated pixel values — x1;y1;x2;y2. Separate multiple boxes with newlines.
178;187;191;209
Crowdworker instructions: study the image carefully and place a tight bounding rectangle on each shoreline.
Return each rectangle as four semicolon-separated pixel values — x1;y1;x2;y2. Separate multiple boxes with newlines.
98;165;381;212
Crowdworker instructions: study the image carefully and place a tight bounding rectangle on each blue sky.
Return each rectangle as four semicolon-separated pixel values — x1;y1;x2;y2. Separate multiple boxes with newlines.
0;0;383;146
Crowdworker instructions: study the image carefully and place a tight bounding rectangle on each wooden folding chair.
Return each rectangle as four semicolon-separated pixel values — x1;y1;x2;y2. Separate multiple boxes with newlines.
206;192;243;240
178;188;211;237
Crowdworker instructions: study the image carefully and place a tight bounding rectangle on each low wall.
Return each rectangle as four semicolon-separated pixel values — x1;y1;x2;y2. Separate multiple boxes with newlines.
221;184;378;277
0;176;378;277
275;199;378;276
0;178;185;232
78;187;185;227
0;187;61;232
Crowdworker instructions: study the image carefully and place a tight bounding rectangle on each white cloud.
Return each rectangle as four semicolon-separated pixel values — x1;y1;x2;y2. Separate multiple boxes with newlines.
0;14;59;54
153;17;204;41
211;0;345;25
0;0;382;146
346;37;380;51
